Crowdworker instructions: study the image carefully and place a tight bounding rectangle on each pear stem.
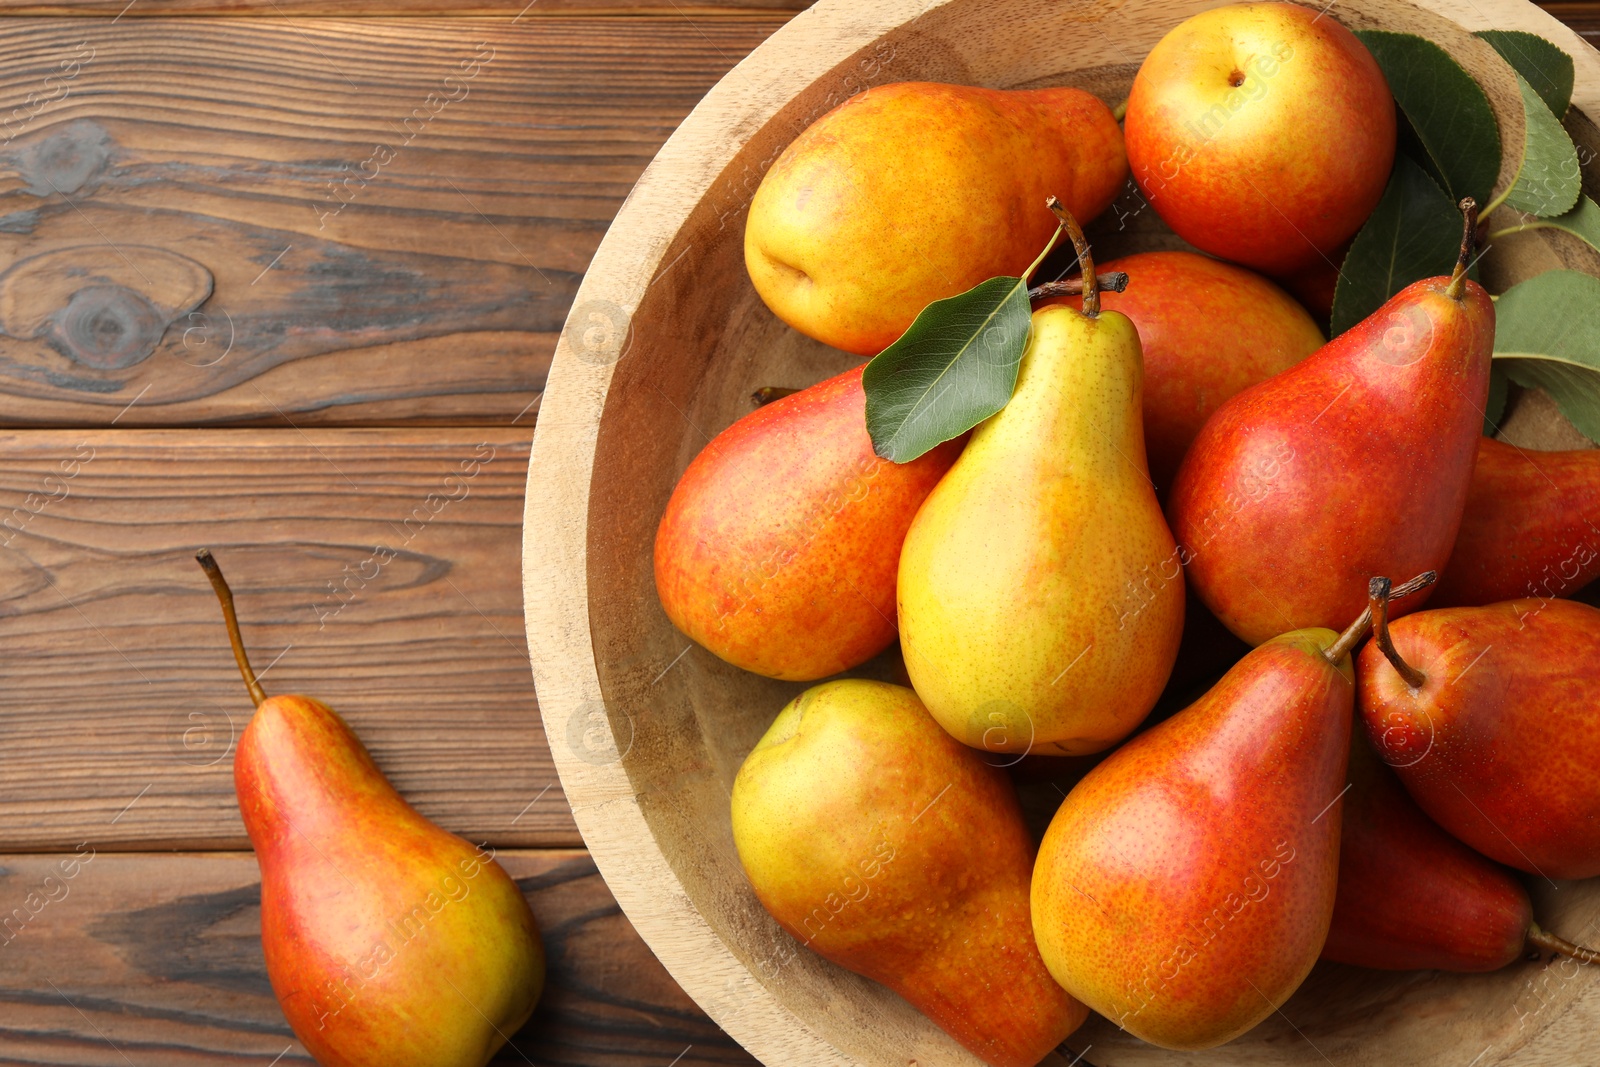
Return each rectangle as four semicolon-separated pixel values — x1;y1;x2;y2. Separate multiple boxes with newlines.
1046;197;1098;317
750;386;799;407
1529;923;1600;965
1028;270;1129;303
195;549;267;708
1321;571;1438;665
1369;574;1429;688
1445;197;1479;301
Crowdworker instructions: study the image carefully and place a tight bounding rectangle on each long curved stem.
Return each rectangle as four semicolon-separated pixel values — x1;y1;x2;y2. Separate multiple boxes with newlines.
1046;197;1098;317
1322;571;1437;665
195;549;267;708
1369;574;1429;688
1445;197;1479;301
1529;923;1600;965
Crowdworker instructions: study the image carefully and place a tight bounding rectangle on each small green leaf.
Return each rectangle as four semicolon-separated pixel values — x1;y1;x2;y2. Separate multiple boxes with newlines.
1495;194;1600;252
863;275;1035;462
1492;269;1600;443
1476;30;1574;116
1498;74;1581;218
1355;30;1501;207
1330;156;1462;336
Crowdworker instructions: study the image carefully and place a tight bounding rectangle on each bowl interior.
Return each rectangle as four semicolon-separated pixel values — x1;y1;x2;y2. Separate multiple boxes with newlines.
565;1;1600;1063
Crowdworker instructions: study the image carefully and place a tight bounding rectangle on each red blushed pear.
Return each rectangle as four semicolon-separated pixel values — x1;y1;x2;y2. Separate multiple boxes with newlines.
731;680;1086;1067
1057;251;1324;490
1124;2;1395;276
196;552;545;1067
655;365;961;681
1327;669;1600;970
1432;437;1600;607
1168;200;1493;646
1359;590;1600;880
1030;574;1433;1050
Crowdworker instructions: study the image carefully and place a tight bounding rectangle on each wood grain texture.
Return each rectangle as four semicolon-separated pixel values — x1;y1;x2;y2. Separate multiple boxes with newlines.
0;428;577;851
0;849;757;1066
525;0;1600;1064
0;15;784;427
0;1;810;13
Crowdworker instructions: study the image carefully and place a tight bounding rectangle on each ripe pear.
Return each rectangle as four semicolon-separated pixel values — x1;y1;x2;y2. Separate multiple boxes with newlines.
898;239;1184;757
197;552;544;1067
1168;203;1493;645
1432;437;1600;607
655;365;961;681
1359;594;1600;879
1057;251;1324;490
1324;725;1600;971
1031;611;1367;1050
746;81;1126;355
731;680;1086;1067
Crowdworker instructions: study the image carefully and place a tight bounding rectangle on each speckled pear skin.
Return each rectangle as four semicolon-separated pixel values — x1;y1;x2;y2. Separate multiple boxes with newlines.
897;304;1184;757
1432;437;1600;607
654;365;961;682
745;81;1127;356
1358;598;1600;880
1168;274;1494;646
237;695;545;1067
1322;734;1531;972
731;680;1086;1067
1031;629;1351;1051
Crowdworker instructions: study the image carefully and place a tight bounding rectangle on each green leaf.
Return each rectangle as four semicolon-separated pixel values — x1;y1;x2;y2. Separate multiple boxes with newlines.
1330;155;1463;336
1498;74;1581;218
862;275;1036;462
1495;194;1600;251
1484;362;1509;434
1492;270;1600;442
1476;30;1574;116
1355;30;1501;207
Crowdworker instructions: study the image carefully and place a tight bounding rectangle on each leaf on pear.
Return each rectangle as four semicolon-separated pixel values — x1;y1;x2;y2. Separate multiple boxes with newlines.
1492;269;1600;443
1498;194;1600;253
1497;74;1581;218
1476;30;1574;116
862;274;1034;462
1355;30;1501;207
1329;155;1462;336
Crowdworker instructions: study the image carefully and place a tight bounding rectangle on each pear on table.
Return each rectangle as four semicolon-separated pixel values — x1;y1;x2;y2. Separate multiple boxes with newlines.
196;550;545;1067
897;203;1184;757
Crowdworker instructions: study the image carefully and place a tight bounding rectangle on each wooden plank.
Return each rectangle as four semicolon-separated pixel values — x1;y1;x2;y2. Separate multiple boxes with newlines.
0;15;784;427
0;428;578;851
0;1;809;14
0;849;758;1066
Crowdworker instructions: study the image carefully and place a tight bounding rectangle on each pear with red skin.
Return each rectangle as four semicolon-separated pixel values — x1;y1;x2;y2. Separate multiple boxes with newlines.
1058;251;1323;490
655;365;961;681
1168;203;1493;645
197;552;545;1067
1432;437;1600;607
1030;602;1385;1049
1326;688;1600;972
1359;595;1600;880
732;680;1087;1067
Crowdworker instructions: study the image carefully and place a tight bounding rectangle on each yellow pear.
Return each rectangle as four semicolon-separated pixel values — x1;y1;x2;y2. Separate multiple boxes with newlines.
898;243;1184;756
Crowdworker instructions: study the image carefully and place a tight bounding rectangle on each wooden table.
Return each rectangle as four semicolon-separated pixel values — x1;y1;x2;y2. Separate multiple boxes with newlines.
0;2;1591;1064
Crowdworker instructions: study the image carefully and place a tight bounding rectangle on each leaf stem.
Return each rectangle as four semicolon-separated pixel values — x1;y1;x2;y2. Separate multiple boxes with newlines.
1046;198;1098;316
1445;197;1479;301
1486;220;1553;241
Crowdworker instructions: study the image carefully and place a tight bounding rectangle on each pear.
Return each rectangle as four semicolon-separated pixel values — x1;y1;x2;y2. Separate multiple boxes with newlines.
1359;591;1600;880
656;365;961;681
1325;719;1600;972
745;81;1126;356
1168;200;1493;645
1432;437;1600;607
731;679;1086;1067
1029;578;1431;1050
196;551;545;1067
898;219;1183;756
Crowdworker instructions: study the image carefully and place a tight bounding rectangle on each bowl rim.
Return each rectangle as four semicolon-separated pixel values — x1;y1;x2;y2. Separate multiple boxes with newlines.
522;1;1600;1063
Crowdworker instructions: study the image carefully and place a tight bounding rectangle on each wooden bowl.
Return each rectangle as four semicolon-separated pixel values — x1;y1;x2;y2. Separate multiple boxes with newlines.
523;1;1600;1063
